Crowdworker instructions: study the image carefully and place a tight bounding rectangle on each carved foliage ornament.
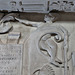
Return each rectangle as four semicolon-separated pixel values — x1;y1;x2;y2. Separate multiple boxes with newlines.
30;25;69;75
33;65;55;75
38;26;69;65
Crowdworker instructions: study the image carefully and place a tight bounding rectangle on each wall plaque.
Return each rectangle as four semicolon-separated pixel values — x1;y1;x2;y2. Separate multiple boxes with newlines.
0;44;23;75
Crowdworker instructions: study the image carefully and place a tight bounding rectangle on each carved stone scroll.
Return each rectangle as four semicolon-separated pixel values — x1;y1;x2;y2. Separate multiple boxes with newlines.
0;22;13;34
0;13;19;34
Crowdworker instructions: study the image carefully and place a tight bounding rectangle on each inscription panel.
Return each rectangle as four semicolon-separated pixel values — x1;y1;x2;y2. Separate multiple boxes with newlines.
0;44;23;75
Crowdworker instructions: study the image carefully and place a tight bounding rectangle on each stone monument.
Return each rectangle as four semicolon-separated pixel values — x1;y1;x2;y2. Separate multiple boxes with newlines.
0;0;75;75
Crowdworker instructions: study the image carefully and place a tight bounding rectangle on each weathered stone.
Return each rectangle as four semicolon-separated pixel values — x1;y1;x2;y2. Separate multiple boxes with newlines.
0;13;74;75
